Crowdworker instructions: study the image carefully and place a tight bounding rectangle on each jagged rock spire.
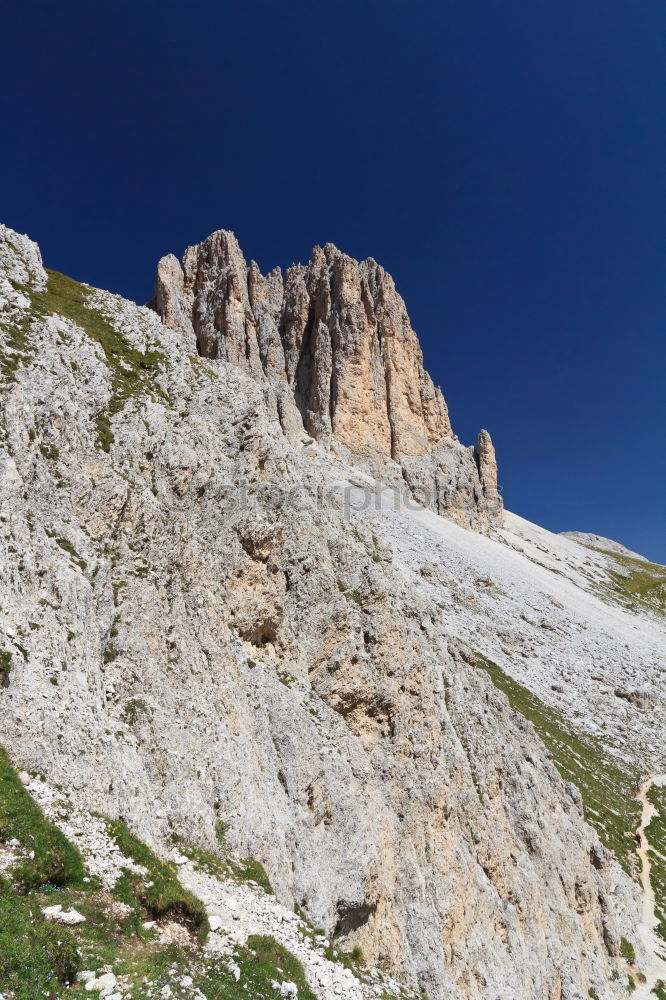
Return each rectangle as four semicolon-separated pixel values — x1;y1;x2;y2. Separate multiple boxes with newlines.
150;230;502;529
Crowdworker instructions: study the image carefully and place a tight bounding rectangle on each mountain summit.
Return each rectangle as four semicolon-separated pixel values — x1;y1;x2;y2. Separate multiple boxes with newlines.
0;223;664;1000
150;230;502;529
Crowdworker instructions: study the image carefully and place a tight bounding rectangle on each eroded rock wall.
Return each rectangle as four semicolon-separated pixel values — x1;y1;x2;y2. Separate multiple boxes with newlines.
150;231;502;530
0;226;642;999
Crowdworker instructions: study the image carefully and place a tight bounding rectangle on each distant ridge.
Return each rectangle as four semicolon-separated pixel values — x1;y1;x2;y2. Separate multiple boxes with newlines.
561;530;650;563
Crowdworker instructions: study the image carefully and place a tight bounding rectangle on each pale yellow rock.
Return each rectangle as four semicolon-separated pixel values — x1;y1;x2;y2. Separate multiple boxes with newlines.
150;232;501;529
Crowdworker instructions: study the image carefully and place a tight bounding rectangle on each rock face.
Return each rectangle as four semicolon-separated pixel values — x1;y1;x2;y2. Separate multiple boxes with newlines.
150;231;501;529
0;224;647;999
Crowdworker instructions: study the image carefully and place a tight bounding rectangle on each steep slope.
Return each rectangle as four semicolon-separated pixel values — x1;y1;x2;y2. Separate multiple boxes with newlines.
0;756;413;1000
0;223;653;999
561;530;650;563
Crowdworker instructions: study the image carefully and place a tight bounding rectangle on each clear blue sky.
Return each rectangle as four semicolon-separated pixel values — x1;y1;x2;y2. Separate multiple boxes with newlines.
2;0;665;561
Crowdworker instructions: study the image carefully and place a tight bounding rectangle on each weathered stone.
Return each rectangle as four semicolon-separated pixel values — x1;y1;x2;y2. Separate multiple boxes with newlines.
150;231;502;529
0;224;650;1000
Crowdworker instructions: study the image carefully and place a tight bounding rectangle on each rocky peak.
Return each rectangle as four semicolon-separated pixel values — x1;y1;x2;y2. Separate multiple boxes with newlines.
0;223;654;1000
150;230;502;529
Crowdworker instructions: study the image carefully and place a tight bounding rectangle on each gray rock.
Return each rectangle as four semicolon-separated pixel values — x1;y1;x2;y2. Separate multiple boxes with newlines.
0;224;645;1000
149;230;502;530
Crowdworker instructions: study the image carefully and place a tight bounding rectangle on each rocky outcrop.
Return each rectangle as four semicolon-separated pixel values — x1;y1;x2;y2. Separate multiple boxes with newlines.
150;230;502;529
0;226;646;999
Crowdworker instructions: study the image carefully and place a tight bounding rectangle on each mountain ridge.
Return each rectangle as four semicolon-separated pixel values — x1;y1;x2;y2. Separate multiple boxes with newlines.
150;229;502;531
0;222;663;999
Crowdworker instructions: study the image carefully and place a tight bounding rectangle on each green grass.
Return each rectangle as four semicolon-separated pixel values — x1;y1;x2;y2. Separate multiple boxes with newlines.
0;748;87;995
0;747;86;890
211;820;274;893
180;839;274;896
0;748;320;999
475;654;641;878
82;936;320;1000
646;782;666;942
105;818;209;940
0;877;80;998
2;268;166;446
606;551;666;616
620;936;636;964
580;544;666;616
53;534;87;571
0;306;35;379
0;648;12;686
241;935;317;998
237;856;273;894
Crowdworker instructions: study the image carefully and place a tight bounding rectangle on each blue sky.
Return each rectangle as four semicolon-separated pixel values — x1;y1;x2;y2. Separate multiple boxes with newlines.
2;0;665;560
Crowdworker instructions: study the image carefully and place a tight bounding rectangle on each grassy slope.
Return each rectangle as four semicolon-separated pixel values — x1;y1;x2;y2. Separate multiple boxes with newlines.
94;936;320;1000
0;746;354;999
0;878;81;999
474;653;666;978
106;818;209;939
180;828;274;896
475;655;642;879
605;551;666;616
0;746;85;889
1;267;166;448
646;783;666;942
0;749;85;995
576;543;666;617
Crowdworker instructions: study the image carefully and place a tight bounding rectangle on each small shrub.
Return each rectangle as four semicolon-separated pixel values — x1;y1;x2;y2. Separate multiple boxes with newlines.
95;412;114;451
620;936;636;964
0;649;12;687
121;698;148;725
215;819;230;845
54;535;87;571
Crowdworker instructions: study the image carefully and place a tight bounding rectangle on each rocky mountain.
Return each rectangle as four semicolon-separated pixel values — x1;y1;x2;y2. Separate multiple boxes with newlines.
150;231;502;530
0;223;664;1000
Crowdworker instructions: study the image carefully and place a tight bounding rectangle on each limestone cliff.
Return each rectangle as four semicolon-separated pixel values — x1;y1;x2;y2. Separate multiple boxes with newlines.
0;224;652;1000
150;230;501;529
